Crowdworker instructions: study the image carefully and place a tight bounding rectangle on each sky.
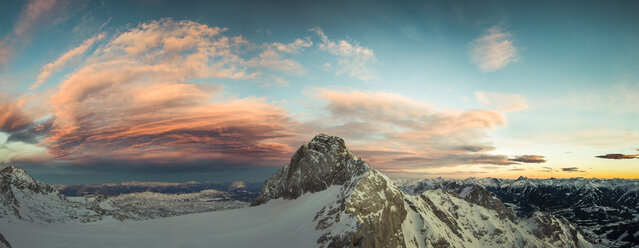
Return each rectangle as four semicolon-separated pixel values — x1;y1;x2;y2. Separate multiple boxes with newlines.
0;0;638;184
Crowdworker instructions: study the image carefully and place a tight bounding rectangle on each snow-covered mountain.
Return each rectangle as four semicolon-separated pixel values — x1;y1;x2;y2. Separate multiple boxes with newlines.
0;166;135;224
251;134;593;247
396;177;639;247
0;134;595;247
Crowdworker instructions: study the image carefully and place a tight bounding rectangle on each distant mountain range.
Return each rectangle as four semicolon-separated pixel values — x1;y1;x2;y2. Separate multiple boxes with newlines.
395;177;639;247
55;180;263;197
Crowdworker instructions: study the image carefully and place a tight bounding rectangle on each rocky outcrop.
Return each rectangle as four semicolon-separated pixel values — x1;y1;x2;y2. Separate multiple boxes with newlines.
252;134;368;205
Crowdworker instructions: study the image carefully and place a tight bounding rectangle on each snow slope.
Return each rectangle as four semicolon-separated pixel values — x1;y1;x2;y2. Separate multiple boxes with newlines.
0;186;345;248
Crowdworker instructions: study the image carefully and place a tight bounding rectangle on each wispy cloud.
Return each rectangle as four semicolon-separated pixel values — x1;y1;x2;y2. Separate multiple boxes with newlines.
0;0;68;67
311;27;376;80
31;33;106;90
470;26;518;72
246;37;312;76
475;91;528;112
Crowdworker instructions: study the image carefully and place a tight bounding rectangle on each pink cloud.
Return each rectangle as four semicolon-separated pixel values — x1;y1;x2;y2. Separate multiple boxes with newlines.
303;89;512;171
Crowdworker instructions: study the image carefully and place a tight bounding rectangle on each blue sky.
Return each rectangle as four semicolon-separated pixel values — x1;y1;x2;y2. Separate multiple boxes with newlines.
0;0;638;184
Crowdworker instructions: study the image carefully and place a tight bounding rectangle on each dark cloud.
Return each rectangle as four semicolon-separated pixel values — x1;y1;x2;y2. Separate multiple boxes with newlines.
6;117;53;144
509;155;546;163
595;153;638;159
562;167;585;172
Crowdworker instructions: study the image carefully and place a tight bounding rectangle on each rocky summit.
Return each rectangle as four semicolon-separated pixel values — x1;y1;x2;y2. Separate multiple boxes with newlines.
252;134;594;248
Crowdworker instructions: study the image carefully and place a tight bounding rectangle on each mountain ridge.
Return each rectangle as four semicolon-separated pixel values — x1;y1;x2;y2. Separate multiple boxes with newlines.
396;176;639;247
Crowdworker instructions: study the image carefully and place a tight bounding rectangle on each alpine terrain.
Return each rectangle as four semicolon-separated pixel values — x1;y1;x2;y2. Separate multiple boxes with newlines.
0;134;595;247
396;177;639;247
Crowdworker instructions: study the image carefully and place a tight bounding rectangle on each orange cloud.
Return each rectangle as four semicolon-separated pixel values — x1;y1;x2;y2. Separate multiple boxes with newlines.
40;19;299;166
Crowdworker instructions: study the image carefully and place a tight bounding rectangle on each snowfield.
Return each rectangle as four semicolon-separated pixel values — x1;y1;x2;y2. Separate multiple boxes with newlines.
0;186;343;248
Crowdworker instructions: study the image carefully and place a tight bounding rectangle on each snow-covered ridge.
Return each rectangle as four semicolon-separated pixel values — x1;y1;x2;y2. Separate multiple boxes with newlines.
0;166;135;224
396;176;638;247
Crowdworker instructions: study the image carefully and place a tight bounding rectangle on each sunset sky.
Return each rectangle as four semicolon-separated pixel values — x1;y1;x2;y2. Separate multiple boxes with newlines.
1;0;637;184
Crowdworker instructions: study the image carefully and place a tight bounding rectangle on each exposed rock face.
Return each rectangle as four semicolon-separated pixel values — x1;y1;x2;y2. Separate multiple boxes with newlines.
0;234;11;248
253;134;594;248
252;134;368;205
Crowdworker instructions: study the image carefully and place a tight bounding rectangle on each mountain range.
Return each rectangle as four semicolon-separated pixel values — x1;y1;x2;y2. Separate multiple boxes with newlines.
0;134;598;247
395;176;639;247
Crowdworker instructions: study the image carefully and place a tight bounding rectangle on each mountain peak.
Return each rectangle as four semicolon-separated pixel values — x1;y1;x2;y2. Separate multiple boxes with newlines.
251;134;368;205
1;165;22;174
1;165;36;184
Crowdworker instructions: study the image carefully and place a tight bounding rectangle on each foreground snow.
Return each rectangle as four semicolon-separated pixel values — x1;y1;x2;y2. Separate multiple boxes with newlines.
0;186;343;248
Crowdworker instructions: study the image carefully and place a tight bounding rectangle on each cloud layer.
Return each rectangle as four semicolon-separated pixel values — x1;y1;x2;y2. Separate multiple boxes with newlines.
298;89;524;171
2;19;540;175
470;27;518;72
